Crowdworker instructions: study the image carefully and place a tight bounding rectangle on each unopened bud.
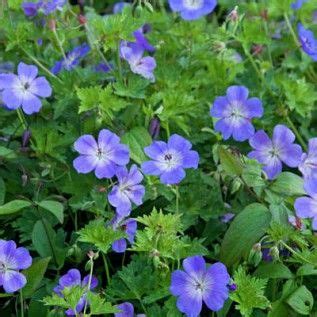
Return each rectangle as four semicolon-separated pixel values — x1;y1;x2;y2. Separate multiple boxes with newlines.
48;19;56;31
22;130;31;148
78;14;87;25
228;6;239;22
252;44;263;55
149;117;160;139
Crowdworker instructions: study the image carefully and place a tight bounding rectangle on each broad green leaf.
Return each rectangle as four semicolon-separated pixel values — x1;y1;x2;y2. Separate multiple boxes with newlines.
22;257;51;298
286;286;313;315
121;127;152;164
270;172;305;196
87;293;118;315
37;200;64;223
220;203;271;267
254;263;293;279
218;147;243;176
0;200;32;216
32;220;65;268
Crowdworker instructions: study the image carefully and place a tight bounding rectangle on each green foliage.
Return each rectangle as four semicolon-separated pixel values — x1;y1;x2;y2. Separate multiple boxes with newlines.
77;219;125;253
0;200;32;216
76;85;128;123
231;267;271;317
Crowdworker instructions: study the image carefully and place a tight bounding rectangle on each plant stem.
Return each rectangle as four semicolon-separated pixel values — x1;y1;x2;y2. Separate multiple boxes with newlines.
16;108;28;130
279;241;314;265
175;186;180;214
21;48;62;83
116;41;123;83
284;13;299;47
20;289;24;317
102;253;111;284
52;28;67;59
286;116;307;151
83;257;94;315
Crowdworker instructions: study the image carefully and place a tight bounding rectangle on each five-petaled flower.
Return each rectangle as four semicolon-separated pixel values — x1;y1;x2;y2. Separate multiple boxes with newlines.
248;124;302;180
0;62;52;114
295;179;317;230
297;23;317;61
108;164;145;217
73;129;130;179
0;240;32;293
54;268;98;316
51;43;90;75
168;0;217;21
142;134;199;185
120;41;156;82
299;138;317;180
170;255;230;317
115;302;146;317
210;85;263;142
110;215;137;253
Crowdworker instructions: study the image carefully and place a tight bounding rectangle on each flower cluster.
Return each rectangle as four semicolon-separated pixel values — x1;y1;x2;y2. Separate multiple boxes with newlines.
0;240;32;293
0;62;52;114
53;269;98;316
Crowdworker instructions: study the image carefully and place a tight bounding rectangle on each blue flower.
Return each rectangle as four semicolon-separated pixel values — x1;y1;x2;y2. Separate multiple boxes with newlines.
22;0;66;17
168;0;217;21
210;85;263;142
108;164;145;217
73;129;130;179
248;125;302;180
110;215;137;253
297;23;317;61
120;41;156;82
142;134;199;185
51;43;90;74
170;256;230;317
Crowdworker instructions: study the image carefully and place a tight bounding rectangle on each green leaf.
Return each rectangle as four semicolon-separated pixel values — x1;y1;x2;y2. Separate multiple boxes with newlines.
269;172;305;196
0;200;32;216
0;178;5;205
286;286;313;315
230;267;270;317
32;219;66;268
87;293;118;315
254;262;293;279
22;257;51;298
296;264;317;277
77;219;125;253
218;147;243;176
121;127;152;164
220;203;271;267
37;200;64;223
0;146;17;159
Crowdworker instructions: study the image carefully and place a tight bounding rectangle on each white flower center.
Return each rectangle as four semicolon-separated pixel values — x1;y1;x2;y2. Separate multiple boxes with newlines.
0;261;7;273
183;0;203;10
158;150;182;171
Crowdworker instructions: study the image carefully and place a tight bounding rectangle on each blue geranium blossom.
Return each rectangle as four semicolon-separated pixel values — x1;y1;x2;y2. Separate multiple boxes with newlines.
168;0;217;21
297;23;317;61
142;134;199;185
22;0;66;17
51;44;90;75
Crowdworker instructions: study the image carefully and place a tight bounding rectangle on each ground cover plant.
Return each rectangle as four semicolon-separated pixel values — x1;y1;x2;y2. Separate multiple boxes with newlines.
0;0;317;316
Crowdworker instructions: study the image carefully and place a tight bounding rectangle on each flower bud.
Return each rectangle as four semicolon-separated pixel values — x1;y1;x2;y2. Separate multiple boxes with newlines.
149;117;160;139
228;6;238;22
22;130;31;148
48;19;56;31
78;14;87;25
